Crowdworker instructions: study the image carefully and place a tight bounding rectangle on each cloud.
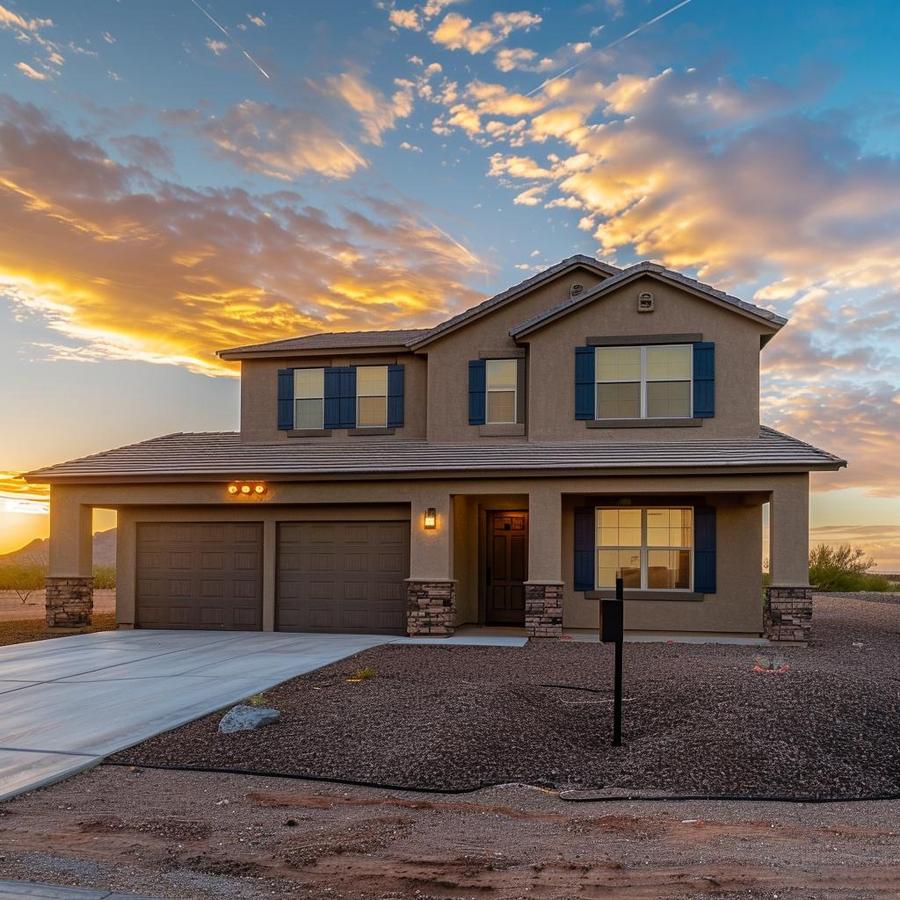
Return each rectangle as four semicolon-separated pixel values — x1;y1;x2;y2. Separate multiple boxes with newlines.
199;100;369;180
0;96;484;376
400;141;423;152
15;61;47;80
247;13;266;27
390;8;421;30
101;31;115;44
0;473;48;516
324;71;414;146
0;3;52;33
431;10;541;55
110;134;174;169
204;37;228;55
807;524;900;572
494;41;591;74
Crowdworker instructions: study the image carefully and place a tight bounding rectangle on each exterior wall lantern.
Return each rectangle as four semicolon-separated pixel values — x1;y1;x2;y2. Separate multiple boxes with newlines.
227;481;267;497
423;507;437;529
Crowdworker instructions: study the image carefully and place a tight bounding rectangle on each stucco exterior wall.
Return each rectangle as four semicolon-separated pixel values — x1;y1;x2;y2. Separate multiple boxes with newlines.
239;351;427;442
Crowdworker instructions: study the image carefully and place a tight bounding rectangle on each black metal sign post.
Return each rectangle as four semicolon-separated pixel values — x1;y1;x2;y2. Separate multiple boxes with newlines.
600;576;625;746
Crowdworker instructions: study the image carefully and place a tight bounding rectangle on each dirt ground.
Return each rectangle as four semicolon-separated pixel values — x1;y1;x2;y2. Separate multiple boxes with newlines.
0;766;898;899
0;589;116;622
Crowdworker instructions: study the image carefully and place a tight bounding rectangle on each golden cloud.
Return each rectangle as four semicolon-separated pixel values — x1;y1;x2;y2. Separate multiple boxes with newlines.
0;472;49;516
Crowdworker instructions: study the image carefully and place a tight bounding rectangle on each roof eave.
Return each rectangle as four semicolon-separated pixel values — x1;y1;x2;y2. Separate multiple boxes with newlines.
217;344;414;361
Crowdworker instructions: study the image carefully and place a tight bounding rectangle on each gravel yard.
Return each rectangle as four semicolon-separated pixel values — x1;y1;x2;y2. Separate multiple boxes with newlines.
113;594;900;800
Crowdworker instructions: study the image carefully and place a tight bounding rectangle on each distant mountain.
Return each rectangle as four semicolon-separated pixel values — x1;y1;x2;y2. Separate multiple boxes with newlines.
0;528;117;568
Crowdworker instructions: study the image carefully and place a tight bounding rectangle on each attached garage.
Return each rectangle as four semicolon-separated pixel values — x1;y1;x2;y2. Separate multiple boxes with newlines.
136;522;263;630
276;521;410;635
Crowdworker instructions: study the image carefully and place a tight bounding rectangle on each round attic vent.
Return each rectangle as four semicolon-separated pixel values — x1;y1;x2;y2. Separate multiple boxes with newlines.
570;283;585;298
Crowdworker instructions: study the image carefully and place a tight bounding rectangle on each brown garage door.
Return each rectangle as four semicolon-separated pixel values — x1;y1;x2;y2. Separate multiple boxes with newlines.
277;521;410;635
136;522;263;630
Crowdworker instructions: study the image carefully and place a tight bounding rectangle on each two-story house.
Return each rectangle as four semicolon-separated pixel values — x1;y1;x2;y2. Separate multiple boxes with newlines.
29;256;845;642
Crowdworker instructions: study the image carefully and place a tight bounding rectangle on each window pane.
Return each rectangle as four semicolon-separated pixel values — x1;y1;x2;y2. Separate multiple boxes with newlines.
597;382;640;419
294;367;324;400
597;509;641;546
648;549;691;589
646;508;672;547
596;346;641;382
646;381;691;418
646;345;691;381
597;549;642;588
486;358;517;390
356;365;388;396
295;398;323;430
357;395;387;427
671;508;693;547
647;508;693;547
487;390;516;424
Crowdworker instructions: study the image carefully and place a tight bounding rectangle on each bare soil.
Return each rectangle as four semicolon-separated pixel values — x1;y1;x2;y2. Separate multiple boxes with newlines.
113;595;900;799
0;612;116;646
0;589;116;623
0;767;898;899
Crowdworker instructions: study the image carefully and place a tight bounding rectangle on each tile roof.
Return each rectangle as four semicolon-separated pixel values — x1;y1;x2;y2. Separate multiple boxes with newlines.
27;427;845;482
218;328;429;358
510;262;787;338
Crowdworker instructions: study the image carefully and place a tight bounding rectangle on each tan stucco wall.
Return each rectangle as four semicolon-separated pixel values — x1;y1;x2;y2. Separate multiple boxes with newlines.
240;351;427;442
524;275;770;441
423;266;609;442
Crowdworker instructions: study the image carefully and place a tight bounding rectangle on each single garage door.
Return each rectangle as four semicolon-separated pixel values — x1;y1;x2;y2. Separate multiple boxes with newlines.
136;522;263;630
277;521;410;634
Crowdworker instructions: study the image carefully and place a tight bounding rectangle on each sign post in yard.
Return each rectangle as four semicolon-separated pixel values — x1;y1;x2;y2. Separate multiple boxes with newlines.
601;576;625;747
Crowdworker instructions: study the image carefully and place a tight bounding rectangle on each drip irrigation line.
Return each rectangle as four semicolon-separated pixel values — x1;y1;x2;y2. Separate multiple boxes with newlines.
101;761;900;804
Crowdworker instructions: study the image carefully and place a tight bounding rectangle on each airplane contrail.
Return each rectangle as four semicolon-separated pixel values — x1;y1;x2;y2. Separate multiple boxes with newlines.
527;0;693;96
188;0;270;79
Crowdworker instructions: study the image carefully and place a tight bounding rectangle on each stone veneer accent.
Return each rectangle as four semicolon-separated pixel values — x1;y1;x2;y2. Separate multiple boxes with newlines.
525;582;563;639
764;585;812;643
406;580;456;636
45;576;94;628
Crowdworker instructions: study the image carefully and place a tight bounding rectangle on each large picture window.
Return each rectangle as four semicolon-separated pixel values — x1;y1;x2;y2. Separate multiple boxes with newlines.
293;368;324;430
596;507;693;590
595;345;692;419
485;358;518;424
356;365;388;428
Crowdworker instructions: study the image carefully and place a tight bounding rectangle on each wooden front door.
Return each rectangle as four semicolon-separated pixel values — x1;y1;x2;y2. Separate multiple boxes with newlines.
485;511;528;625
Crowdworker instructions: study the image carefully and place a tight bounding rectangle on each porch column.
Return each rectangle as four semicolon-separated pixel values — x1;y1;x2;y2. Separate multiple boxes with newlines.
46;485;94;628
524;486;563;639
406;494;455;636
766;474;812;643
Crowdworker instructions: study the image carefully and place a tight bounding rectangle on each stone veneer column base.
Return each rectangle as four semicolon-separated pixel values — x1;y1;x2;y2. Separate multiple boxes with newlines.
45;576;94;628
764;585;812;642
406;580;456;636
525;582;563;639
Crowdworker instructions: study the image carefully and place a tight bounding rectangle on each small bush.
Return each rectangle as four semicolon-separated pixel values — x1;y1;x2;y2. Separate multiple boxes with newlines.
92;565;116;589
808;544;891;592
0;565;45;603
347;666;377;683
246;693;267;707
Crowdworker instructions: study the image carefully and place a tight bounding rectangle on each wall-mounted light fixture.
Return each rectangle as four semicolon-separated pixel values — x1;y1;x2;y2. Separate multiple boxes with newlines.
423;507;437;529
227;481;267;497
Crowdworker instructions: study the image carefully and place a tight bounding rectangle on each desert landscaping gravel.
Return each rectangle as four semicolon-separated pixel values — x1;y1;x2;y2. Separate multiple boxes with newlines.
113;594;900;799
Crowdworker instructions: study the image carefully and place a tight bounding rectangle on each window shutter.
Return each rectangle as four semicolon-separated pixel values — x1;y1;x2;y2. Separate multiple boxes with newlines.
693;342;715;418
277;369;294;430
387;364;404;428
574;346;595;420
574;506;595;591
694;506;717;593
323;367;341;430
468;359;486;425
339;366;357;429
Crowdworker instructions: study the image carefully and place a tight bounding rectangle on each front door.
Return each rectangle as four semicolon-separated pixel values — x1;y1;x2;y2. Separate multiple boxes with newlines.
485;511;528;625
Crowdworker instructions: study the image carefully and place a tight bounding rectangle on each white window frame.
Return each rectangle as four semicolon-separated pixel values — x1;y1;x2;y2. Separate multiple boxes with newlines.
355;365;388;428
485;358;518;425
293;367;325;430
595;506;694;591
595;344;693;420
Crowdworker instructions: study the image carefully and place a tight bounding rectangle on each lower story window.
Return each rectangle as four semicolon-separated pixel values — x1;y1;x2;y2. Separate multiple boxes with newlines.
596;507;693;590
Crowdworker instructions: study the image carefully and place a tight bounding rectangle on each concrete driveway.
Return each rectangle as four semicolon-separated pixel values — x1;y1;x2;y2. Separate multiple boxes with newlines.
0;628;527;803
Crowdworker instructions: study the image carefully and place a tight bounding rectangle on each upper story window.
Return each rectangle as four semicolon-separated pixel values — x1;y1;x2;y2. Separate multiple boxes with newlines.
485;359;518;424
596;507;693;591
595;344;692;419
293;368;324;430
356;365;388;428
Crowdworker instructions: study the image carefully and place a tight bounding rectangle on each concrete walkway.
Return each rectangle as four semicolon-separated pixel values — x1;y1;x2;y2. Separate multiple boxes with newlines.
0;629;526;803
0;879;160;898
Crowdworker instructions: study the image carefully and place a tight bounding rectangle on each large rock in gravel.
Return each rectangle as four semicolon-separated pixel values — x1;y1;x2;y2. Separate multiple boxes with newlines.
218;705;280;734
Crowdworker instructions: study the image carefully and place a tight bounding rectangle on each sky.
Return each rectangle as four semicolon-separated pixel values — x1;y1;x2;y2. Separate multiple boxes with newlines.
0;0;898;567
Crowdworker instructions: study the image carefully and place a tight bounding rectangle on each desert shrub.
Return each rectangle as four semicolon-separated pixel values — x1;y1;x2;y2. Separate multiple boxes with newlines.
808;544;891;591
92;565;116;589
0;564;46;603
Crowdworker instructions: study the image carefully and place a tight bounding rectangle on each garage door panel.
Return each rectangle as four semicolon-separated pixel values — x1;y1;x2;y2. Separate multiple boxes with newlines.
277;521;409;635
136;522;263;631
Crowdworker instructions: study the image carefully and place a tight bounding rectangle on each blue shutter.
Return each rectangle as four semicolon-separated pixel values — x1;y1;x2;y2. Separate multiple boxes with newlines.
468;360;486;425
387;364;404;428
339;367;357;429
323;367;341;429
693;342;715;418
277;369;294;430
694;506;717;593
574;506;595;591
575;346;595;420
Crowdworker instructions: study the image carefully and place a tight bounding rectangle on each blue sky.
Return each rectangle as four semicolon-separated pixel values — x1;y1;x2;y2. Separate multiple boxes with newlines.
0;0;899;563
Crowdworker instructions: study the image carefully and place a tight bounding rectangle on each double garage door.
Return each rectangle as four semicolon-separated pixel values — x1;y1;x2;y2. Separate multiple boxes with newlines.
135;520;409;634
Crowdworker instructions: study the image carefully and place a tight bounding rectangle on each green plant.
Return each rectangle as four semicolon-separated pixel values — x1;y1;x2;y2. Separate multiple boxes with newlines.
0;565;46;603
808;544;890;591
92;565;116;589
246;693;267;707
347;666;377;683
